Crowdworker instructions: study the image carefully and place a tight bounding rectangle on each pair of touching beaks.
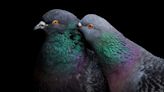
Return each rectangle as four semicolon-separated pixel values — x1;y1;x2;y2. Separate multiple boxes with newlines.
34;21;82;30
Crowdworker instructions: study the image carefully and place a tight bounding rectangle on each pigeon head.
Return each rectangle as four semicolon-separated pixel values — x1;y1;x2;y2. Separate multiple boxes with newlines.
78;14;123;44
34;9;79;34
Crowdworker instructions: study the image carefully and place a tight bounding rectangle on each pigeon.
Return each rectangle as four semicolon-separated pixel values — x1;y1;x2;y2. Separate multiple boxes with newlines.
33;9;108;92
78;14;164;92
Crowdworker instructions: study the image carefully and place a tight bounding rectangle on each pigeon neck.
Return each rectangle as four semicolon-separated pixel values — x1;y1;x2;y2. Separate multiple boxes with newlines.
41;32;84;73
94;32;141;71
46;31;69;41
93;32;142;92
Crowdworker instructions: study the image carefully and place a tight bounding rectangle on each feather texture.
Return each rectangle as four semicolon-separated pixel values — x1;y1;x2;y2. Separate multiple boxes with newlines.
79;14;164;92
34;10;109;92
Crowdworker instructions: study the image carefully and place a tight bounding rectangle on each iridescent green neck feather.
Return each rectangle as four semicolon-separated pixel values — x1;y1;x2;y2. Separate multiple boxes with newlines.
41;27;84;74
93;32;140;67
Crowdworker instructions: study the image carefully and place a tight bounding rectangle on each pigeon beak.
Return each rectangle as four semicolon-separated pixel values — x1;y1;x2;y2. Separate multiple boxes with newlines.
77;22;82;29
34;21;48;30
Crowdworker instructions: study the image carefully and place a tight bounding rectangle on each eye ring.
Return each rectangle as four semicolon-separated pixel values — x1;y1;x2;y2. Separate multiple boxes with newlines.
87;24;94;29
52;20;59;25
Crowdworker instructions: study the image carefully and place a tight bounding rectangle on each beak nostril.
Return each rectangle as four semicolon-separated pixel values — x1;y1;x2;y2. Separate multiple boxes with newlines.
34;21;48;30
77;22;82;28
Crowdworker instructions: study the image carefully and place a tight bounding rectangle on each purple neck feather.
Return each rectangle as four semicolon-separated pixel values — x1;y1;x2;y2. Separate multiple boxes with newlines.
104;38;142;92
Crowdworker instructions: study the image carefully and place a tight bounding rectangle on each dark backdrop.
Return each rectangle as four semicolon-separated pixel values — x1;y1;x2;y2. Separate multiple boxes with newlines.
4;0;164;92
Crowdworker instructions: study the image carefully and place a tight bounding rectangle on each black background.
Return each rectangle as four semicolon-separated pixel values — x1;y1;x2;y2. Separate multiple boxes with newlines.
3;0;164;92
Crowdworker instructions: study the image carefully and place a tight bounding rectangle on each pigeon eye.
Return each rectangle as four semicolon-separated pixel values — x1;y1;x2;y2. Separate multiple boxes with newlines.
52;20;59;25
87;24;94;29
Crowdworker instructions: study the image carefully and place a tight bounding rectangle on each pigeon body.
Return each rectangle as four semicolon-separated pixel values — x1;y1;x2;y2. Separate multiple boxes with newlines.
79;14;164;92
34;10;108;92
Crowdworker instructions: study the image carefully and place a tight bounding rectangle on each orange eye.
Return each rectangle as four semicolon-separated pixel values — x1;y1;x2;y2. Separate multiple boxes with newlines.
52;20;59;25
87;24;94;29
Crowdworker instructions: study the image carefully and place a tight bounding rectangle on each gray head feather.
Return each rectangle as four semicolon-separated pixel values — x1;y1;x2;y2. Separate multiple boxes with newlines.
80;14;122;34
35;9;79;34
43;9;79;24
79;14;123;43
